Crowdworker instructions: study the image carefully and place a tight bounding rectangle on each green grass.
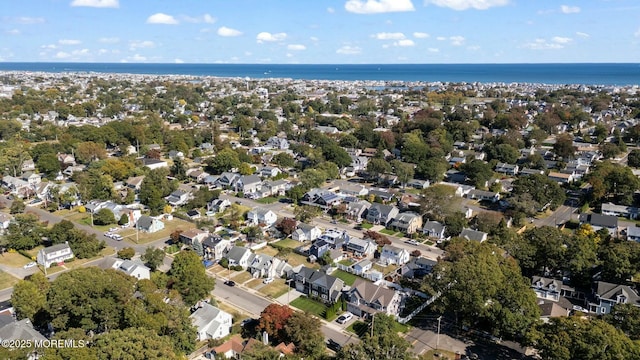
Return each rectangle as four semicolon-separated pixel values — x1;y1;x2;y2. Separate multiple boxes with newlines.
0;271;19;289
338;259;354;266
232;271;253;284
255;197;280;204
290;296;328;318
422;349;458;360
360;222;373;229
346;320;369;337
379;228;396;235
273;238;302;249
259;280;291;299
332;269;358;286
0;252;32;267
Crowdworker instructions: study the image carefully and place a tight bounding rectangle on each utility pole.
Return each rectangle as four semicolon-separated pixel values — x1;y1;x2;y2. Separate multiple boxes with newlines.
436;316;442;351
371;314;374;337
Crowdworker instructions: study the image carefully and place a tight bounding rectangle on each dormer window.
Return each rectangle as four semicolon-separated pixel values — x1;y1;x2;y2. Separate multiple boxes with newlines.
549;284;556;291
617;295;627;304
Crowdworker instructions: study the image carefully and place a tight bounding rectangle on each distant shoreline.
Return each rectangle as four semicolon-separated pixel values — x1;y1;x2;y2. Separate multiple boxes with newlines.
1;62;639;86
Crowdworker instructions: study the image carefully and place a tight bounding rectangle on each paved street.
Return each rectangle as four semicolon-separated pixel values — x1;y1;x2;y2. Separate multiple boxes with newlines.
533;205;578;228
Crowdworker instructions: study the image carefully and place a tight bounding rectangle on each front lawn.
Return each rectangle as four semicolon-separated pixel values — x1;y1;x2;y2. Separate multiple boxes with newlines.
119;218;196;244
245;278;263;289
346;321;369;337
255;197;280;204
0;252;32;268
0;271;19;289
360;222;373;229
332;269;358;286
290;296;327;318
379;228;396;235
232;271;253;284
259;280;291;299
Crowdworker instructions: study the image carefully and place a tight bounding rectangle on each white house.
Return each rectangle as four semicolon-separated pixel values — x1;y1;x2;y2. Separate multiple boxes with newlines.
225;246;254;269
291;223;322;242
37;243;74;268
379;244;410;265
106;257;151;280
246;207;277;227
190;303;233;341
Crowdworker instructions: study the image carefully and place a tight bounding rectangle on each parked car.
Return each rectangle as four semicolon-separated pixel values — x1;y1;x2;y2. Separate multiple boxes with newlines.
224;280;236;287
327;339;342;351
112;234;123;241
405;239;419;245
23;262;37;269
336;312;353;324
263;277;274;284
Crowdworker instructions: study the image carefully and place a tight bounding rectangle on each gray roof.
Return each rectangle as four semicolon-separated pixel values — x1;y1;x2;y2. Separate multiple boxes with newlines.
595;281;640;306
137;215;154;229
41;243;72;255
226;246;252;262
460;228;488;242
423;221;445;234
0;318;46;342
190;303;223;329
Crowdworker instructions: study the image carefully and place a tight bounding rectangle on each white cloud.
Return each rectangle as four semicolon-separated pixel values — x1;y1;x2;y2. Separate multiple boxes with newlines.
98;49;108;55
413;32;430;38
182;14;216;24
635;28;640;38
6;29;20;35
256;32;287;43
327;7;335;13
217;26;243;37
287;44;306;51
560;5;580;14
310;36;319;42
523;38;564;50
286;53;294;58
70;0;119;8
436;36;447;41
146;13;178;25
450;36;465;46
345;0;415;14
552;36;572;44
41;44;57;49
394;39;415;47
425;0;509;11
428;48;440;53
59;39;81;45
373;32;406;40
336;45;362;54
99;37;119;43
15;17;45;24
131;54;147;62
129;40;155;50
576;32;589;38
467;45;480;51
174;59;184;63
55;51;70;59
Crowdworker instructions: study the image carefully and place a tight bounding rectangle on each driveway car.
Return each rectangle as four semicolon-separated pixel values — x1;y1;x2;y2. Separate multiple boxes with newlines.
263;277;274;284
224;280;236;287
336;312;353;324
23;262;37;269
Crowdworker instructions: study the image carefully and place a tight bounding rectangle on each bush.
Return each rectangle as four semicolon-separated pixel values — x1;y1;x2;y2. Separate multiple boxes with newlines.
93;208;115;225
232;265;243;271
117;247;135;260
118;214;129;226
219;258;229;268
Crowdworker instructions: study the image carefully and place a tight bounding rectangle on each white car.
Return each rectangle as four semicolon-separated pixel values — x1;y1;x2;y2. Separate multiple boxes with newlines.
405;239;419;245
336;312;353;324
23;262;37;269
263;277;274;284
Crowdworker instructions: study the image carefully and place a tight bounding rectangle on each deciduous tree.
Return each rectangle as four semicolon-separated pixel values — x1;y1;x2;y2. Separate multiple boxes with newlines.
168;251;215;306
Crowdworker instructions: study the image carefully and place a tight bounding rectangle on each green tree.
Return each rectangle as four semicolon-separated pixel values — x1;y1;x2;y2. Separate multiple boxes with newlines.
117;247;135;260
140;168;176;215
420;184;460;222
462;159;494;189
11;277;47;322
553;133;577;159
299;168;327;189
36;152;61;178
444;211;467;237
240;342;282;360
604;304;640;340
511;174;565;215
519;226;567;276
141;246;165;271
169;251;215;306
92;327;179;360
75;141;107;164
9;198;25;214
170;158;187;180
316;161;340;180
283;312;326;358
93;208;115;225
367;158;392;179
337;313;413;360
118;213;129;225
272;152;295;168
294;205;321;223
628;149;640;168
415;157;448;182
391;160;415;188
4;214;44;250
206;148;241;174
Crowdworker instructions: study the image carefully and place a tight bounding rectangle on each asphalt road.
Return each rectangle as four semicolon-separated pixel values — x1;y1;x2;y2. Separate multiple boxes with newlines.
533;205;577;228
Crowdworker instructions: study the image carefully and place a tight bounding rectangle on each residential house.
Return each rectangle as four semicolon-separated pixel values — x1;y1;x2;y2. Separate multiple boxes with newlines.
539;302;571;323
334;181;369;197
165;189;192;207
260;166;282;178
21;159;35;173
141;158;168;170
460;228;488;242
262;179;288;197
467;189;500;203
627;226;640;242
104;257;151;280
368;189;395;203
207;198;231;214
495;163;519;176
601;202;639;220
136;215;165;233
365;203;399;226
579;213;618;235
125;176;145;192
266;136;290;150
37;243;74;268
246;207;278;227
318;229;348;247
400;257;437;279
247;253;291;279
202;236;231;261
21;172;41;186
344;278;402;318
345;200;371;223
309;240;331;260
407;179;430;190
292;223;322;242
389;212;423;234
180;229;209;246
345;237;376;257
57;153;76;167
548;171;574;184
379;244;411;266
190;303;233;341
531;276;577;302
301;189;342;209
187;169;209;183
589;281;640;314
187;209;201;220
352;259;373;275
217;172;241;189
0;213;12;233
519;168;545;176
314;125;339;134
0;316;47;344
237;175;262;194
422;221;446;240
225;246;254;269
291;266;345;304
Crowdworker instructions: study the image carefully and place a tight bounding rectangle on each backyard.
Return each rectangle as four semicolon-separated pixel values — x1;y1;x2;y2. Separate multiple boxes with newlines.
331;269;358;286
272;238;302;249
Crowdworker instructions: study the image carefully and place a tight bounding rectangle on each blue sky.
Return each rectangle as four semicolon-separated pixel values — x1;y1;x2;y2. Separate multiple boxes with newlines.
1;0;639;64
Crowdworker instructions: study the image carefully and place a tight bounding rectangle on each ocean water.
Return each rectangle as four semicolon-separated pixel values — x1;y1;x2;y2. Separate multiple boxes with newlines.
0;62;639;86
